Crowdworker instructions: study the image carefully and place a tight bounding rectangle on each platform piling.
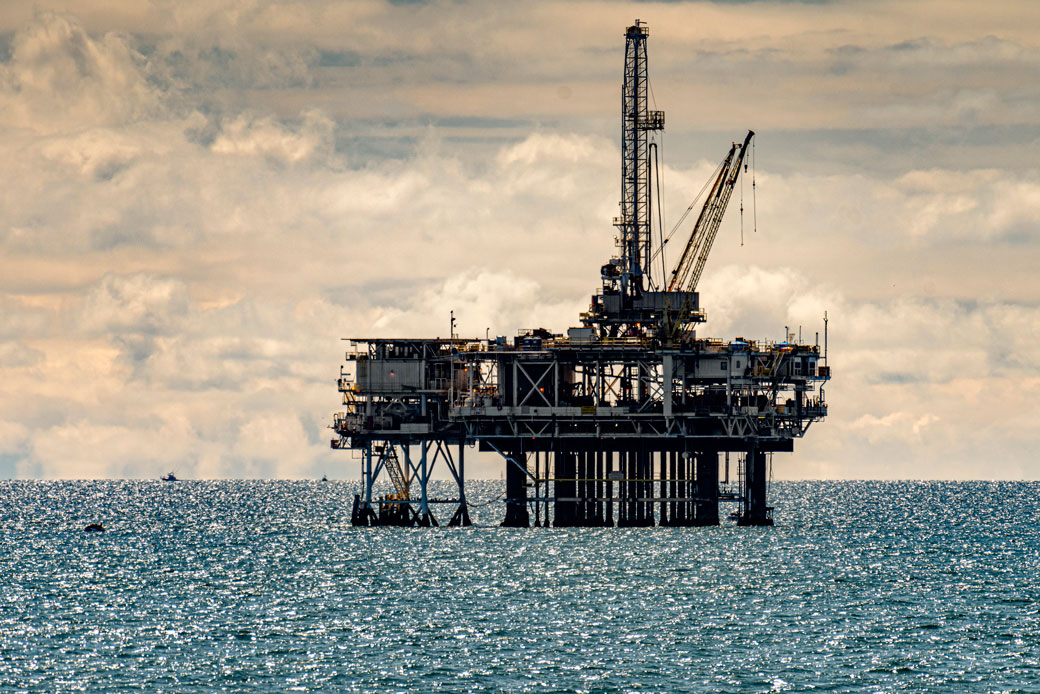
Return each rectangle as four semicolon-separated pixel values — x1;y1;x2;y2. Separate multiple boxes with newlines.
502;450;530;528
738;448;773;526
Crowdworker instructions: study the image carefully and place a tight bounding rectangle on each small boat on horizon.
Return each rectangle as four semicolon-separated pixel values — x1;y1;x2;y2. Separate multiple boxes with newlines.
161;472;178;482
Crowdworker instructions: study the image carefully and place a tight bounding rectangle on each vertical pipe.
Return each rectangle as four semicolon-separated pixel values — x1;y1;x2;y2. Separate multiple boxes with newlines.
656;450;663;526
630;449;638;526
673;451;683;526
640;448;650;526
595;449;605;526
449;440;472;527
672;451;680;526
738;446;772;526
418;442;437;527
662;451;670;526
545;451;551;526
661;451;669;526
615;450;624;527
534;451;541;528
581;450;591;527
458;440;471;526
578;449;586;527
567;449;578;527
682;450;693;526
554;446;577;528
573;449;585;527
363;443;373;524
501;450;530;527
694;451;720;526
637;449;648;526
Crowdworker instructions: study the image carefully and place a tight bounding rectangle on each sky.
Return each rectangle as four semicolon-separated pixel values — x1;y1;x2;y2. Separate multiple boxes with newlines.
0;0;1038;480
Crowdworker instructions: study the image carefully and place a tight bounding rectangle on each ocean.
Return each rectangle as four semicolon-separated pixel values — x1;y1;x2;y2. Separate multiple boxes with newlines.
1;480;1037;692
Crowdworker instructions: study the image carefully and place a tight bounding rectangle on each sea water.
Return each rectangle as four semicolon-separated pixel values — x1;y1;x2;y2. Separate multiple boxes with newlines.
1;480;1037;693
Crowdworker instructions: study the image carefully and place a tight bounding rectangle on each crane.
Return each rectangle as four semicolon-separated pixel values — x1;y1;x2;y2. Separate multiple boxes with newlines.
667;130;754;293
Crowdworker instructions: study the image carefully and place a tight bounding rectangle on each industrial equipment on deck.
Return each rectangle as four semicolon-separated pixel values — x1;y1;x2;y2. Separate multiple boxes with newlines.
331;20;829;528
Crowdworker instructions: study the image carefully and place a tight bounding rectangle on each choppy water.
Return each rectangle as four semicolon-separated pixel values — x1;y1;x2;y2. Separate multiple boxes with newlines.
1;481;1038;692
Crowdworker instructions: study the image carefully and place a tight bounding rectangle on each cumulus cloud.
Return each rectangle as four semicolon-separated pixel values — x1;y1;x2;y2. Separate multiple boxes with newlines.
848;411;940;446
0;10;164;132
80;273;190;336
370;270;585;339
211;109;334;164
234;412;326;479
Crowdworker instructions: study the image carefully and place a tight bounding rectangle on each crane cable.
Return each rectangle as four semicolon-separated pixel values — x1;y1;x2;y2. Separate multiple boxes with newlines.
648;77;668;281
648;157;725;269
752;137;757;234
740;153;745;247
654;137;667;287
739;136;759;247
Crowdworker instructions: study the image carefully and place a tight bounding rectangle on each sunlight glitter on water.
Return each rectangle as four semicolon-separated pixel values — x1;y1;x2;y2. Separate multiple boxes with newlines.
0;480;1038;692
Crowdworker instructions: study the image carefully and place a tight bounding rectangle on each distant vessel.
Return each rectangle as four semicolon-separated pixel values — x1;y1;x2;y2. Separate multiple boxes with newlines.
322;474;329;482
161;472;178;482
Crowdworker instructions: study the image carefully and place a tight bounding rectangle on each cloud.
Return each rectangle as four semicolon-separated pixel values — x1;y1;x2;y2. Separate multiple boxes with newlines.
0;10;164;132
234;412;325;479
0;340;43;368
848;411;940;446
39;127;157;180
148;35;316;92
0;2;1038;481
80;273;190;336
210;109;334;165
0;296;55;338
371;269;586;339
0;420;29;456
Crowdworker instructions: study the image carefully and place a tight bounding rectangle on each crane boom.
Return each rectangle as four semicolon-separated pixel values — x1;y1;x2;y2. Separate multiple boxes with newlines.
667;130;754;292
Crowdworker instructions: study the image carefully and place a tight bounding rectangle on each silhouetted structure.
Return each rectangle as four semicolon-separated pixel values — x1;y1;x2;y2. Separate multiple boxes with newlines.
331;21;829;527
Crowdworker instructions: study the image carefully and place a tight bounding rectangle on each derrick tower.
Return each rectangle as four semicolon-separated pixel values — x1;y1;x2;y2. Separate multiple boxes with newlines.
586;21;706;339
617;20;661;299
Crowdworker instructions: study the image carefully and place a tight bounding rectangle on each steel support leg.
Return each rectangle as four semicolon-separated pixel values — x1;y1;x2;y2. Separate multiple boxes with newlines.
448;441;472;527
554;448;577;527
694;451;720;526
501;450;530;527
738;448;772;526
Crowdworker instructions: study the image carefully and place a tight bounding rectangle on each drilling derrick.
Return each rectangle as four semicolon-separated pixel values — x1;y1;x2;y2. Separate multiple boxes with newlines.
331;20;830;529
617;21;660;299
586;22;703;340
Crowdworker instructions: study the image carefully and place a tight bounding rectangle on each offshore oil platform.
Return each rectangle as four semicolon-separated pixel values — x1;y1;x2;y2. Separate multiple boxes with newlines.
331;21;829;528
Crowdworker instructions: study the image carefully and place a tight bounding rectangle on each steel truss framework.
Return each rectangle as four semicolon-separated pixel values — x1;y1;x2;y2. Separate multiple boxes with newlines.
346;434;472;528
334;335;828;527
